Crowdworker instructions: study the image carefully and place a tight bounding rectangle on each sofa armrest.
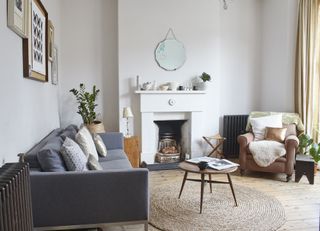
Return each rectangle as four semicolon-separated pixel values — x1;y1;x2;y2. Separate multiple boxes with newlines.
99;132;124;150
30;169;149;228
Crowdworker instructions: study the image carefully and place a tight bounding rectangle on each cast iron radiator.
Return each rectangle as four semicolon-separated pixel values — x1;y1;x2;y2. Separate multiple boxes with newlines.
223;115;249;158
0;163;33;231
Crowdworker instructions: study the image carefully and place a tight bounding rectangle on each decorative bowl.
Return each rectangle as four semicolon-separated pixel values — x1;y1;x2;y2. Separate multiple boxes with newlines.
197;161;208;170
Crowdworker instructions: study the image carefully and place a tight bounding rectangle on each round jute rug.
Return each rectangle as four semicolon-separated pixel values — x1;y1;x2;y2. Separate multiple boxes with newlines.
150;181;286;231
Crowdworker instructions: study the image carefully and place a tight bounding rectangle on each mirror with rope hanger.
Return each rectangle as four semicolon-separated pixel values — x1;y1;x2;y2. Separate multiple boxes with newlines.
155;28;186;71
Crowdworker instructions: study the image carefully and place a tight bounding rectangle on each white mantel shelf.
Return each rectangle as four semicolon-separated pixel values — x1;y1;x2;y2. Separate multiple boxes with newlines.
135;90;206;94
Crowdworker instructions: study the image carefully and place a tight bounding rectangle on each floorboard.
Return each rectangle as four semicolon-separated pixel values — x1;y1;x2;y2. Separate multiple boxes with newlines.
78;169;320;231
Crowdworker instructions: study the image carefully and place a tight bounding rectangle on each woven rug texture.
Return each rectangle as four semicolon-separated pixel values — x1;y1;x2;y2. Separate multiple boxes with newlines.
150;181;286;231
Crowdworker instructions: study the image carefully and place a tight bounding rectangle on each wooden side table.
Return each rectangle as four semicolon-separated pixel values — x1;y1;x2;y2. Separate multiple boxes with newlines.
124;136;140;168
295;154;314;184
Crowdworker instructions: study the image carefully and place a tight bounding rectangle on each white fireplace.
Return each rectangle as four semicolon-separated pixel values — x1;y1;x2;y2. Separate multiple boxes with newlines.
135;90;206;164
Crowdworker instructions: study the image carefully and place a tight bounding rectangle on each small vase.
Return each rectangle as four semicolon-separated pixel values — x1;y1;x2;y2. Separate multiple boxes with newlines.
86;121;105;134
196;82;207;91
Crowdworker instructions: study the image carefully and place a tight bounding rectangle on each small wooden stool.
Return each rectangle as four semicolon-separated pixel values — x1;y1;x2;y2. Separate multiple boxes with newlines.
202;134;226;158
295;154;315;185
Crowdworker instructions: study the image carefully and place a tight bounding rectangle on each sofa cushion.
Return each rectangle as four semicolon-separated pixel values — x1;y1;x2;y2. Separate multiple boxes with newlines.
100;159;132;170
87;155;103;170
99;149;128;162
60;124;78;140
75;126;99;160
37;136;66;172
61;137;89;171
93;134;107;157
25;128;63;168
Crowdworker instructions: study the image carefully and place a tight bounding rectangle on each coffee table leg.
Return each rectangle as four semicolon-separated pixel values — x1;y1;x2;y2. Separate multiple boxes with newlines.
227;173;238;207
178;171;188;199
209;174;212;193
200;173;205;214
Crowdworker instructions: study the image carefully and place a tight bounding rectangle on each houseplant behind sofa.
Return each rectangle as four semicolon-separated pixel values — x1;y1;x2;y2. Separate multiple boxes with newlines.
23;126;149;231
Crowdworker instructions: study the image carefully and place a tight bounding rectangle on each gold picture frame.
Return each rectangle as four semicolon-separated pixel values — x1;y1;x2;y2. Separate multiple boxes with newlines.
48;20;54;62
22;0;48;82
51;46;58;85
7;0;29;38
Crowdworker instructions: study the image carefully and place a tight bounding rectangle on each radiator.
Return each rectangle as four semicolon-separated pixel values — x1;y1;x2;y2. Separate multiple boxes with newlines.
0;163;33;231
223;115;249;158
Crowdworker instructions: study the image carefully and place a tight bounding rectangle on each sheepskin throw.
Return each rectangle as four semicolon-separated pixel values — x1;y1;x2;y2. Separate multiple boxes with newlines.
249;141;286;167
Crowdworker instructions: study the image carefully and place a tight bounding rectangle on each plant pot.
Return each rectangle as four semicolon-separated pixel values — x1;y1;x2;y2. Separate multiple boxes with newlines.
86;121;105;134
196;82;207;91
315;163;318;175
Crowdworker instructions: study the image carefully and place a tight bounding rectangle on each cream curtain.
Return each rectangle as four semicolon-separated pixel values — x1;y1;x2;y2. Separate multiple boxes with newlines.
295;0;320;142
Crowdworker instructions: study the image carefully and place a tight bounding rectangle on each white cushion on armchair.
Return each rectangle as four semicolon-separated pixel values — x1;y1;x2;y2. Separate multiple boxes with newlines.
250;114;283;141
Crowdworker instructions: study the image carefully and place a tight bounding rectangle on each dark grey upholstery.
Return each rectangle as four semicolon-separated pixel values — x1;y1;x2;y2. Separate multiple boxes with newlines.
99;149;128;162
27;129;149;229
37;140;67;172
31;169;149;227
25;128;63;169
99;132;124;150
60;124;78;141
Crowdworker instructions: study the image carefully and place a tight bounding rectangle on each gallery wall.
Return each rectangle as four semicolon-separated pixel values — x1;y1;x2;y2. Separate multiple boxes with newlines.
0;0;62;163
59;0;119;132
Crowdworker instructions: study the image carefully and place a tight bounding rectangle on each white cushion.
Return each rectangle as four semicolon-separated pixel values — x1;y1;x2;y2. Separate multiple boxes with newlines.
75;126;99;160
60;137;88;171
250;114;282;141
93;134;107;157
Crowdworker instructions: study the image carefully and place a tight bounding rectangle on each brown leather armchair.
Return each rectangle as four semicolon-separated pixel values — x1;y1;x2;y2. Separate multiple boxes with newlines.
237;124;299;181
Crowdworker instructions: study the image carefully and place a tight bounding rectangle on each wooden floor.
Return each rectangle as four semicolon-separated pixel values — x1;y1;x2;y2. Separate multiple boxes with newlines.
104;169;320;231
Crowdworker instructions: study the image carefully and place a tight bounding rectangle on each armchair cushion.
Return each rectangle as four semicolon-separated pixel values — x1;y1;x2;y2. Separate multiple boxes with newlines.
265;127;287;142
250;114;283;140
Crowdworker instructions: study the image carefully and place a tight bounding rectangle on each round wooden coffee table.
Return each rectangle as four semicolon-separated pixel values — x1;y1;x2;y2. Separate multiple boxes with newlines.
178;161;238;213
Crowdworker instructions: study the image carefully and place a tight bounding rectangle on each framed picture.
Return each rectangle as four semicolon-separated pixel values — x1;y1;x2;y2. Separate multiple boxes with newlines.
48;20;54;62
22;0;48;82
7;0;28;38
51;46;58;85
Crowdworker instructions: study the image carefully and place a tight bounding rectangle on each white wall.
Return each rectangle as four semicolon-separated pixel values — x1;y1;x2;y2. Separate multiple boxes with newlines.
259;0;298;112
118;0;221;141
0;0;62;163
118;0;298;155
59;0;119;131
219;0;262;115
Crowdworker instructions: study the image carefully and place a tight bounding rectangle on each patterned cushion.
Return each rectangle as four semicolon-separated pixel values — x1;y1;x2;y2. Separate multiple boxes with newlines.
60;137;88;171
87;155;103;170
93;134;107;157
75;126;99;160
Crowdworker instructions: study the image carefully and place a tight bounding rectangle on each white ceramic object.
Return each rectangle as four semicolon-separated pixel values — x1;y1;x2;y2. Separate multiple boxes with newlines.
159;85;169;91
169;82;179;90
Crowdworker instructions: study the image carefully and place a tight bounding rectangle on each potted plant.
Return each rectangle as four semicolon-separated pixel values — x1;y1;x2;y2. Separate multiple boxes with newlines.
298;134;320;174
70;83;105;133
196;72;211;90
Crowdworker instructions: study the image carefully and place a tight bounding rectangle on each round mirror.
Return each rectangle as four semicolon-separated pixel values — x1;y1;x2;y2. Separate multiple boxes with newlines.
155;39;186;71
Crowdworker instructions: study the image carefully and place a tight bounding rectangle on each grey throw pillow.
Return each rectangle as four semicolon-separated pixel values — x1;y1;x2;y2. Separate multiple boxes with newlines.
60;137;89;171
37;136;67;172
87;155;103;170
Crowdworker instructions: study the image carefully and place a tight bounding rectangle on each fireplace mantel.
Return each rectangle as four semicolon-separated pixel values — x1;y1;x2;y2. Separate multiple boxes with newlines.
135;90;206;163
135;90;206;94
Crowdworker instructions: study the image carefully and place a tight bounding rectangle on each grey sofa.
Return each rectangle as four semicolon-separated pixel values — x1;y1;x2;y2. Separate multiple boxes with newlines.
21;126;149;231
